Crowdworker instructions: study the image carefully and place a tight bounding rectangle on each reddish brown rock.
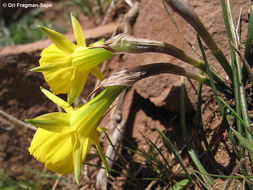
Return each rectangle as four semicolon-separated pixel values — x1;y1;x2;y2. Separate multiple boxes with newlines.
121;0;250;113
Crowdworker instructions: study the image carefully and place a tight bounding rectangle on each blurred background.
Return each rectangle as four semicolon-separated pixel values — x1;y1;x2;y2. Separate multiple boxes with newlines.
0;0;117;46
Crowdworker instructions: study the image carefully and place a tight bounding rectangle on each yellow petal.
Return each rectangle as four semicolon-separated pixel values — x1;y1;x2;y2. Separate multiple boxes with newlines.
31;61;70;72
40;26;76;54
68;69;89;105
29;128;74;175
72;47;114;72
92;131;109;173
40;87;74;113
26;112;73;133
73;133;92;183
88;38;104;47
41;43;62;56
72;86;125;136
43;67;75;94
96;126;107;132
40;44;71;63
81;137;91;162
71;14;86;47
71;102;103;137
90;66;104;81
73;133;81;183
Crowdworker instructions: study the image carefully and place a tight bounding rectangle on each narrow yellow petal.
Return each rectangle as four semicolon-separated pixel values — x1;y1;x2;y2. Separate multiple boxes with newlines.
88;38;104;47
90;66;104;81
40;87;74;113
71;14;86;47
68;69;89;105
92;131;109;173
39;26;76;54
96;126;107;132
81;137;91;162
26;112;73;133
31;62;69;72
73;134;81;183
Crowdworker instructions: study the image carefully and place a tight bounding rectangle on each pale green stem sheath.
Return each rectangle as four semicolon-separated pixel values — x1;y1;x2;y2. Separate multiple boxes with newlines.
92;63;231;97
164;0;233;81
93;34;232;95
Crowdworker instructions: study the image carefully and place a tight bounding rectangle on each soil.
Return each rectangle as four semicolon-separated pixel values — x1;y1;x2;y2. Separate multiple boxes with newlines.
0;0;252;189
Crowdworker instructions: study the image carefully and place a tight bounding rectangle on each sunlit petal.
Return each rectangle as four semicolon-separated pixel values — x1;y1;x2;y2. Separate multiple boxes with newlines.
73;133;81;183
40;87;74;113
71;14;86;47
29;128;74;175
68;69;89;105
26;112;73;133
44;67;75;94
40;26;76;54
91;130;109;173
91;66;104;81
88;38;104;47
40;44;71;64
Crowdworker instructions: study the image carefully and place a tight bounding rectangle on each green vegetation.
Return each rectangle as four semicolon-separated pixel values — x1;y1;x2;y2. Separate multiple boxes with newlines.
0;9;66;46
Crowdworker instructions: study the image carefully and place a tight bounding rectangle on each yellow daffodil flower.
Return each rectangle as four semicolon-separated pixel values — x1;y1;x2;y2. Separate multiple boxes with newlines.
31;14;114;104
26;86;125;183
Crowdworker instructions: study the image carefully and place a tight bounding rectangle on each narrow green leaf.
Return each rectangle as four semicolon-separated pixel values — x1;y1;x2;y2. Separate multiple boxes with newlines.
196;72;219;172
197;34;224;116
232;128;253;153
169;179;190;190
218;96;253;137
191;170;211;190
141;133;171;172
180;77;215;186
245;3;253;59
156;128;191;180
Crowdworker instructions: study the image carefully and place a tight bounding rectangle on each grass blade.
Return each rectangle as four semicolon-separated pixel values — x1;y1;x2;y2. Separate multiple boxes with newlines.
221;0;253;169
244;3;253;60
180;77;215;186
191;169;212;190
168;179;190;190
156;128;191;180
217;96;253;136
196;71;219;172
231;128;253;153
196;34;224;116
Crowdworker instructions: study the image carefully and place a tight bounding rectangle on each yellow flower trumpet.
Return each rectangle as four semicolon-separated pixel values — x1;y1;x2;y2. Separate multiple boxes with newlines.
26;86;125;183
32;14;114;104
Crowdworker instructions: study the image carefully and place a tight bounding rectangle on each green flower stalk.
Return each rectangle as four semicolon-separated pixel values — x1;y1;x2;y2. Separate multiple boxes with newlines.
93;34;232;96
32;14;114;104
26;86;125;183
94;34;204;68
91;63;232;97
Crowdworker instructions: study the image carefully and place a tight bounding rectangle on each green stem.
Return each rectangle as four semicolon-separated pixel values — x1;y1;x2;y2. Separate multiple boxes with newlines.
221;0;253;170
